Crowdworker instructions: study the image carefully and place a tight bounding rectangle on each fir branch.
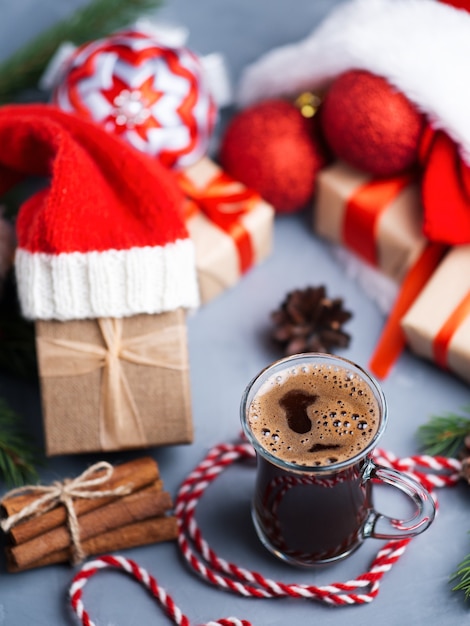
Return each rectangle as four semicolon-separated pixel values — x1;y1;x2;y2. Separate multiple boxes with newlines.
0;271;37;381
0;399;40;486
0;0;163;103
451;551;470;600
417;408;470;458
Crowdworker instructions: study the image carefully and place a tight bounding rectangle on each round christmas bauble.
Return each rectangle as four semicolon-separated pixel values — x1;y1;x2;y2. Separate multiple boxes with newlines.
321;70;424;177
219;99;327;213
52;28;217;169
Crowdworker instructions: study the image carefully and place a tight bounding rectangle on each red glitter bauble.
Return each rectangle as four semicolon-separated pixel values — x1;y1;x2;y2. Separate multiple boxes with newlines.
321;70;424;177
219;99;327;213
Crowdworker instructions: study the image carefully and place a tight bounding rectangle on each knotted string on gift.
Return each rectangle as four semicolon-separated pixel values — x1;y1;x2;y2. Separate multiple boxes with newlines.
69;441;461;626
37;317;188;450
1;462;132;565
178;170;260;274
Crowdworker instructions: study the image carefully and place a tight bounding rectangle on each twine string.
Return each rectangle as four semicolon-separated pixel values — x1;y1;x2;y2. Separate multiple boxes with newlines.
69;443;461;625
1;461;132;564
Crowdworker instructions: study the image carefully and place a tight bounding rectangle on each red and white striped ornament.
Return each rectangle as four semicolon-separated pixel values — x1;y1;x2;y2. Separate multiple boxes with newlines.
52;27;217;169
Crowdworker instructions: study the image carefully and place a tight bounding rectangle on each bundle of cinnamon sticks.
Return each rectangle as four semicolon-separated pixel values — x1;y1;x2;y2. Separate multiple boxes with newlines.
0;457;178;572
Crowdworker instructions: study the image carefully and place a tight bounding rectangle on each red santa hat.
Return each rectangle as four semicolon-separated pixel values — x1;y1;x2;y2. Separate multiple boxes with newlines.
238;0;470;245
0;104;199;321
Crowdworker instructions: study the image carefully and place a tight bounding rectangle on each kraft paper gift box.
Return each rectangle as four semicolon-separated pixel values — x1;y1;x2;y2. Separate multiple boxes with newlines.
313;161;427;283
178;157;275;303
401;245;470;384
35;309;193;456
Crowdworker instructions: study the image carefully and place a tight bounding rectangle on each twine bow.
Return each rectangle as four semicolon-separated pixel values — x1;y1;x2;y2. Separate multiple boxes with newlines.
178;170;260;273
0;462;132;565
37;318;187;451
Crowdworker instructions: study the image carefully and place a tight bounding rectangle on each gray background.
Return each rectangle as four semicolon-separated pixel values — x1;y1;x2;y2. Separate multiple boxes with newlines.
0;0;469;624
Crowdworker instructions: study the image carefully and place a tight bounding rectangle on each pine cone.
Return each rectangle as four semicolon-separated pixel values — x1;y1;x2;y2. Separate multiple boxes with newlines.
271;286;352;356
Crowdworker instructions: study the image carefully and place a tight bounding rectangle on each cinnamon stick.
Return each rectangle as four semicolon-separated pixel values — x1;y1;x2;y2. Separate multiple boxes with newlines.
7;515;178;572
8;484;172;570
1;457;160;545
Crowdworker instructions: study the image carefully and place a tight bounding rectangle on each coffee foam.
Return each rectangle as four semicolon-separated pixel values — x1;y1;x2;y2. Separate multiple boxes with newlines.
248;362;380;467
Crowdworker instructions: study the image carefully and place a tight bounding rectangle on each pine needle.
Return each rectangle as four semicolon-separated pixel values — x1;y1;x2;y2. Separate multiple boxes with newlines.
0;398;40;486
0;0;163;103
451;551;470;600
417;408;470;458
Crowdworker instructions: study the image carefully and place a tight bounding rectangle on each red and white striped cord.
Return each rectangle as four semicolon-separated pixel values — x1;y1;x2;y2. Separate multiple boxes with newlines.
69;442;461;626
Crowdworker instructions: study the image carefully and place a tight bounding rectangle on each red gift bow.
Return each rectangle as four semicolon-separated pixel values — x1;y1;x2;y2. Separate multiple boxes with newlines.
370;122;470;376
178;170;261;274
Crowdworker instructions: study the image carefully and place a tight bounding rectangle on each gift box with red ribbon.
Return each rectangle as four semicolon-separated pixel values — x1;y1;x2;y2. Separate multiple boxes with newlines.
177;158;274;304
313;160;451;380
401;246;470;385
313;161;426;283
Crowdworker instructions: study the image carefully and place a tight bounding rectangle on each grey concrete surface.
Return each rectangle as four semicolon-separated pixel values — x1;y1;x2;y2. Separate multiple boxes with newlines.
0;1;469;624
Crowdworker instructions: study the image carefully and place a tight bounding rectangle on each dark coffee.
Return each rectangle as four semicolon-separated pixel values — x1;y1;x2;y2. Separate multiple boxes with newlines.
248;362;380;467
243;356;434;566
253;455;371;563
247;361;380;563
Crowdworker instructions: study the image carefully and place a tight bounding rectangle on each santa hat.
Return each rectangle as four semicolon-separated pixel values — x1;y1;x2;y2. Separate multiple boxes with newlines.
237;0;470;245
0;104;199;321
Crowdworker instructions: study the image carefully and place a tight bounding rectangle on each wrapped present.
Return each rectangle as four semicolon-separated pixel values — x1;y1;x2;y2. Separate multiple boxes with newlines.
402;246;470;384
178;157;274;303
0;105;200;455
313;161;426;283
36;310;192;455
313;161;448;380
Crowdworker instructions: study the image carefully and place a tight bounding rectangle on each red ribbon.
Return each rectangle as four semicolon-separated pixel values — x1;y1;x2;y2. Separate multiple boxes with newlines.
433;291;470;369
343;174;413;266
178;171;260;274
369;242;447;379
419;125;470;245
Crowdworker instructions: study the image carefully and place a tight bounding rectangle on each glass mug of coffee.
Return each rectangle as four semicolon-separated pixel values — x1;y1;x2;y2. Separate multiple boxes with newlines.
240;353;435;566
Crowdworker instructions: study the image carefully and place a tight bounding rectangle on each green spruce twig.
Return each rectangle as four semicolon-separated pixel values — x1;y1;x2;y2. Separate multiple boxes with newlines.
0;0;163;103
451;551;470;600
417;408;470;458
0;399;40;486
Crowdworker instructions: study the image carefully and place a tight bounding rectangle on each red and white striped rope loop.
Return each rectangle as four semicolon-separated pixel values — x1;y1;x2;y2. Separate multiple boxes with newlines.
69;554;249;626
69;442;462;626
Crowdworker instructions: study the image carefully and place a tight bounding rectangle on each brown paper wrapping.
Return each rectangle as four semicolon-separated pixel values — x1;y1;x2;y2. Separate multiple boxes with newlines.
182;157;274;303
402;245;470;384
35;309;193;455
313;161;426;283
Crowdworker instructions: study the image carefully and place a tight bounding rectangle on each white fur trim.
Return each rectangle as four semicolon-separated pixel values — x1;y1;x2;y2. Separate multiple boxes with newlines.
15;239;200;321
238;0;470;164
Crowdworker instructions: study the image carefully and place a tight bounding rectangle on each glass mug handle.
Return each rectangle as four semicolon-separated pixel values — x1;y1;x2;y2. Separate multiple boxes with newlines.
363;459;436;540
